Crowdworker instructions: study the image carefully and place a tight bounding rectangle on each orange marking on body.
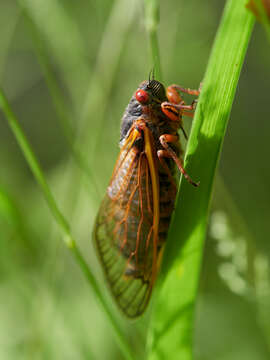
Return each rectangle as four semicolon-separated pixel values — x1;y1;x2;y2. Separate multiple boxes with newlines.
161;103;180;122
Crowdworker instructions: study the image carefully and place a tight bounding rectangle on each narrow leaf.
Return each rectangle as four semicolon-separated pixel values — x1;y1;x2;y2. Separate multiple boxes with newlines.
148;1;255;359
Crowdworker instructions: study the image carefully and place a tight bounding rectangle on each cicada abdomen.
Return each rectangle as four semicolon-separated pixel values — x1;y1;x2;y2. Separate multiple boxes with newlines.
94;79;200;317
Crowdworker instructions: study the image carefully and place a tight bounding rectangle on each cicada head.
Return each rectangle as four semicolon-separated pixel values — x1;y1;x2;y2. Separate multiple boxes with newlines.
136;79;167;105
120;79;167;142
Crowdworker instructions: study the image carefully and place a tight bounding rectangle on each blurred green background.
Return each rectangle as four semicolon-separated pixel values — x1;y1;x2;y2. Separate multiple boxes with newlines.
0;0;270;359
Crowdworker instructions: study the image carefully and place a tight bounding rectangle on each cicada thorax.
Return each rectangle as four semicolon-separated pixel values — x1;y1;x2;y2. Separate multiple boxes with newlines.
94;79;184;317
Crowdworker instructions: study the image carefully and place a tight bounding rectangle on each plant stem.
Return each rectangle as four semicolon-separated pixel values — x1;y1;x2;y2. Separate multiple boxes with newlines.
144;0;162;80
0;88;135;360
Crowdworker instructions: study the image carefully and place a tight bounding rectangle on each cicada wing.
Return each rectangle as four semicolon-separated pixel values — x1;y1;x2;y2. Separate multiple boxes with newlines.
94;195;153;317
94;142;158;318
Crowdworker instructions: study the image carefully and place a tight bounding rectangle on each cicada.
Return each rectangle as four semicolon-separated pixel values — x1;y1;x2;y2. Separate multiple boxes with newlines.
94;77;200;317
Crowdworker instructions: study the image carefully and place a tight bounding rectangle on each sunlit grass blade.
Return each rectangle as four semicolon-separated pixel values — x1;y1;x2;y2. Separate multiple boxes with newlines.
147;0;255;359
0;89;135;360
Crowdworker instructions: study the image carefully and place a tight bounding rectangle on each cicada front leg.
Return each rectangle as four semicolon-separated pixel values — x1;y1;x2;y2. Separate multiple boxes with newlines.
161;83;201;129
161;101;188;139
159;134;199;187
167;83;201;100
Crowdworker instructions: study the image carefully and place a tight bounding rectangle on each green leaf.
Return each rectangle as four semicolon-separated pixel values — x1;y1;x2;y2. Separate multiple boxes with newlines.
147;0;255;359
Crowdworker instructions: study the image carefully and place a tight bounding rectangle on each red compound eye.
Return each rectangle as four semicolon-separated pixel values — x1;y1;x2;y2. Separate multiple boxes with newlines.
135;89;149;104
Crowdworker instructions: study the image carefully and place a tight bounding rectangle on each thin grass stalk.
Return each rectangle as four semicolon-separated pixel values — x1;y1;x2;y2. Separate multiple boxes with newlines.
20;9;100;200
144;0;162;80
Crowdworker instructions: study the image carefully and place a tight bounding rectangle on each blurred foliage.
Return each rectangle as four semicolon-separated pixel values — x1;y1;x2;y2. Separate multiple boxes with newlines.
0;0;270;359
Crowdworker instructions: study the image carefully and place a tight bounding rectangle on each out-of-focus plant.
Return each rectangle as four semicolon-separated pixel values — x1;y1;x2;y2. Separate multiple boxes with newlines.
210;209;270;352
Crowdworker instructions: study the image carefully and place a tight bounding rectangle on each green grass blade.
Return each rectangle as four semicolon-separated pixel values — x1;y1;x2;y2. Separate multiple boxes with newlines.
0;89;135;360
147;0;255;359
144;0;162;80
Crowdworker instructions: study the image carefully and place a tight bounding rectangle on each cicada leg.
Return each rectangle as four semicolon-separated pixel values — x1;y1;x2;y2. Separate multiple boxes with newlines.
167;83;202;101
160;101;188;139
159;134;199;187
161;83;201;139
163;86;200;116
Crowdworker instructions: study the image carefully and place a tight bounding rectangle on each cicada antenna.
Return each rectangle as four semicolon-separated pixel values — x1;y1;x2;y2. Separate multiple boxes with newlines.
148;67;155;83
148;69;152;83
